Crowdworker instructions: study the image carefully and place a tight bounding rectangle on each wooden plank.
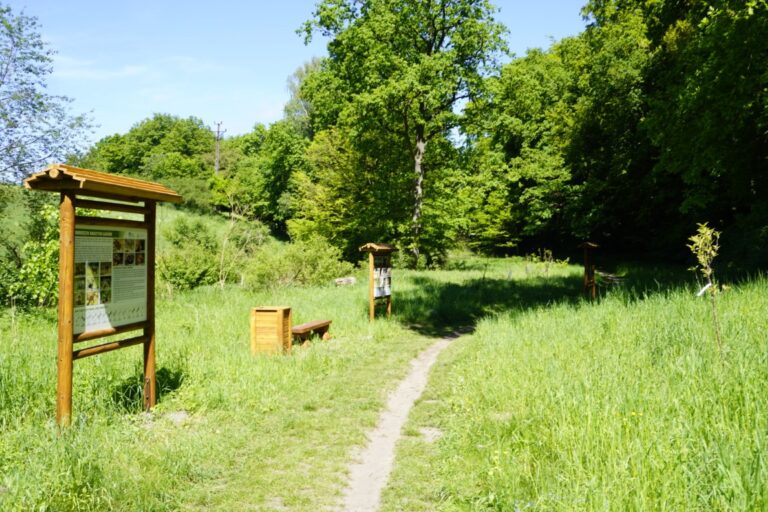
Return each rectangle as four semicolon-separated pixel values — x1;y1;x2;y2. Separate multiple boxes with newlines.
74;198;148;215
144;201;157;411
74;321;147;343
292;319;331;334
75;216;148;230
72;335;146;360
57;192;76;426
369;252;375;321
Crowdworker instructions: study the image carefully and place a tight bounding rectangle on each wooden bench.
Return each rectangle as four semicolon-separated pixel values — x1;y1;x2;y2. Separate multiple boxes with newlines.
596;270;626;287
292;319;332;344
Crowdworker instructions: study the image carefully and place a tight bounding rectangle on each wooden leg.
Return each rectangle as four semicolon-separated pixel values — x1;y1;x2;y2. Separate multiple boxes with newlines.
57;192;76;427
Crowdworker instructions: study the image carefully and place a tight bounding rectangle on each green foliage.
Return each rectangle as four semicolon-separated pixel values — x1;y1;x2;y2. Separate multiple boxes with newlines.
244;235;354;289
688;222;720;285
157;217;219;291
80;113;213;180
303;0;508;265
4;203;59;307
688;222;725;358
465;0;768;262
0;4;91;182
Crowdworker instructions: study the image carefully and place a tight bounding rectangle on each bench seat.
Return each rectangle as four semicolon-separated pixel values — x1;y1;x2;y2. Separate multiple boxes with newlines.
292;319;332;343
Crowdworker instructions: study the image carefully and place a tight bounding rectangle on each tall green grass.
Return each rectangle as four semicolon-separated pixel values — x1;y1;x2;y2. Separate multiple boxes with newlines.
0;276;436;510
382;276;768;510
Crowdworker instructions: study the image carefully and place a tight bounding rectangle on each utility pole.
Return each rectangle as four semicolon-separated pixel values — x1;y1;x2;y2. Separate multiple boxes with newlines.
214;121;227;175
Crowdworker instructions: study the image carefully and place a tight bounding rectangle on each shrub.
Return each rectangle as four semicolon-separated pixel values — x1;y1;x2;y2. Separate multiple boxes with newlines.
244;236;353;290
4;204;59;307
157;217;219;291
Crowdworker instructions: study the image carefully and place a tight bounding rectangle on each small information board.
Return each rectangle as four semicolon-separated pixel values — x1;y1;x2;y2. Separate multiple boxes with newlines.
360;243;397;320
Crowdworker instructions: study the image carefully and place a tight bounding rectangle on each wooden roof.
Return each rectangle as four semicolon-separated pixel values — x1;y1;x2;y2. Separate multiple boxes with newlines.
359;242;398;253
24;163;183;203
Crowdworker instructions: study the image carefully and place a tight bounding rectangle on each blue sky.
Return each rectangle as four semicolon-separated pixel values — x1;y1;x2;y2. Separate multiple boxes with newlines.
10;1;587;143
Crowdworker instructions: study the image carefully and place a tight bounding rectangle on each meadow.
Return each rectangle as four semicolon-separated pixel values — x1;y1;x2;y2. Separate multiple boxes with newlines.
382;267;768;511
1;251;766;511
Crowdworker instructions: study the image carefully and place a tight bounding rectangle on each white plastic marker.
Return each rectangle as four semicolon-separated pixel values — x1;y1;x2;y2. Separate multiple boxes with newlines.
696;282;712;297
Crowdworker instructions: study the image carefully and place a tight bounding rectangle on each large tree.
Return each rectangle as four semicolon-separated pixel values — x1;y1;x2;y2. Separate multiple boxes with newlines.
0;4;90;182
302;0;506;262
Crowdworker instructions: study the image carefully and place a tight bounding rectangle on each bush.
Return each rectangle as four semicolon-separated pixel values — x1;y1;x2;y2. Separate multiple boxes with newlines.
3;203;59;307
244;236;353;290
157;217;219;291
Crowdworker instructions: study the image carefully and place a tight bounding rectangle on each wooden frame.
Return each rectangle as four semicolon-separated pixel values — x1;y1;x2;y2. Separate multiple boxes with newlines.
359;243;397;321
25;164;181;426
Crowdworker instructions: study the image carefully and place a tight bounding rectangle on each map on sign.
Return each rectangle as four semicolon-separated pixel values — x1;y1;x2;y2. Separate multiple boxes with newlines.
73;225;147;334
373;255;392;298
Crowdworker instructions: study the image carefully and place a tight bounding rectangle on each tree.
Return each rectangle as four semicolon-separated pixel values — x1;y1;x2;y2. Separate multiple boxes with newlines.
0;4;90;182
302;0;506;263
284;58;323;138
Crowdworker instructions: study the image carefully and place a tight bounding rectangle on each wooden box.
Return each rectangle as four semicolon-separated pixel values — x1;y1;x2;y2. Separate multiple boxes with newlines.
250;307;292;354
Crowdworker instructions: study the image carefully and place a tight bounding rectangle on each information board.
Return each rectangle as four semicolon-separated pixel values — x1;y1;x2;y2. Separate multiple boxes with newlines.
373;255;392;298
73;225;147;334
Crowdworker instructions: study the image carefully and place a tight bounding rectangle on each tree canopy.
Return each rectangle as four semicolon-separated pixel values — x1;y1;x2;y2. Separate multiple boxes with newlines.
15;0;768;270
302;0;507;264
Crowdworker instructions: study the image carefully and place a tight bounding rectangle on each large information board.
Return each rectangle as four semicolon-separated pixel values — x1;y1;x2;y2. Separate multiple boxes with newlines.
73;225;147;334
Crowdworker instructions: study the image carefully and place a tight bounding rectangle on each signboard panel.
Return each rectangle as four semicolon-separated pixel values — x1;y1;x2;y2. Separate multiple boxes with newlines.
373;255;392;298
73;225;147;334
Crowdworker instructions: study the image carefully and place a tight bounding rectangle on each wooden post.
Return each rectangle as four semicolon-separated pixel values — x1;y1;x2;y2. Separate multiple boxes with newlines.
580;242;598;300
368;253;376;321
56;192;76;426
143;201;157;410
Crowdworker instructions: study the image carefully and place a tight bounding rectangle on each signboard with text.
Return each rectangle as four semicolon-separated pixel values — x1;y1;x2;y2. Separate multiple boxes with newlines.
73;226;147;334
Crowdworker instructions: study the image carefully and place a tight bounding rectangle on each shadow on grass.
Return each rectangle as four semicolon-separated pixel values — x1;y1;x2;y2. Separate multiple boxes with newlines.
111;366;185;412
392;262;695;337
394;274;583;337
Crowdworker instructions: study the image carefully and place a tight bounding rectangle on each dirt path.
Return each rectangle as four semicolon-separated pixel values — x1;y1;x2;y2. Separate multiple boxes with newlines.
338;331;463;512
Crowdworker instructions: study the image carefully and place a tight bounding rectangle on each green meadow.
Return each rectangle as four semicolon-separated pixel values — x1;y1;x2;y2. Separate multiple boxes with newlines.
2;254;767;510
383;268;768;511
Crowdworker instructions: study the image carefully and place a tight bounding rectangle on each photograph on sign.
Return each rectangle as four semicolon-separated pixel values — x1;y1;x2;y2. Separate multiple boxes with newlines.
73;225;148;334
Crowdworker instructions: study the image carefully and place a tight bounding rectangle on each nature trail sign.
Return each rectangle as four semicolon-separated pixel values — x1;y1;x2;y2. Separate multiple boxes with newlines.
359;243;397;321
24;163;182;426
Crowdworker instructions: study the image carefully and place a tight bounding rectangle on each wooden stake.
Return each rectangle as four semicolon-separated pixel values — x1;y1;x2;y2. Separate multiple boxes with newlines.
368;253;375;321
143;201;157;411
56;192;76;426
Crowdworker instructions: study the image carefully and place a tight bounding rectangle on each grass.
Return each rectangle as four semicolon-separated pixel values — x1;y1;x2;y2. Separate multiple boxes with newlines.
0;275;436;510
2;246;767;510
381;273;768;511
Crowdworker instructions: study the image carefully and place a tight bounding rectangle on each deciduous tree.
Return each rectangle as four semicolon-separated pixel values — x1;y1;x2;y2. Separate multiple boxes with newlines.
302;0;506;263
0;4;90;182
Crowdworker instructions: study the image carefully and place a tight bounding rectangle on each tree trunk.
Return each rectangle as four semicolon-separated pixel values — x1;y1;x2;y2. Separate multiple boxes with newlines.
412;124;427;265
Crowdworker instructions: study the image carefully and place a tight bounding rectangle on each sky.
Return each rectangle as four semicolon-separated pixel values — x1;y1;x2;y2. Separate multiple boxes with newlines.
9;1;588;144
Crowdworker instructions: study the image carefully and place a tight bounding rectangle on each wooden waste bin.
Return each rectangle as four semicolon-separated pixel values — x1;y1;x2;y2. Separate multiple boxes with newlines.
250;307;292;354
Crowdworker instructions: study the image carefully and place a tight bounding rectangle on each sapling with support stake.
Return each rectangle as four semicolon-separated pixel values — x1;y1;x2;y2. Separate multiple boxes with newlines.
687;223;724;362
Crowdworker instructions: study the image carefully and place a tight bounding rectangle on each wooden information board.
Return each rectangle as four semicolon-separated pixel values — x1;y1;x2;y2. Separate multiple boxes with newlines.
24;164;182;426
360;243;397;321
